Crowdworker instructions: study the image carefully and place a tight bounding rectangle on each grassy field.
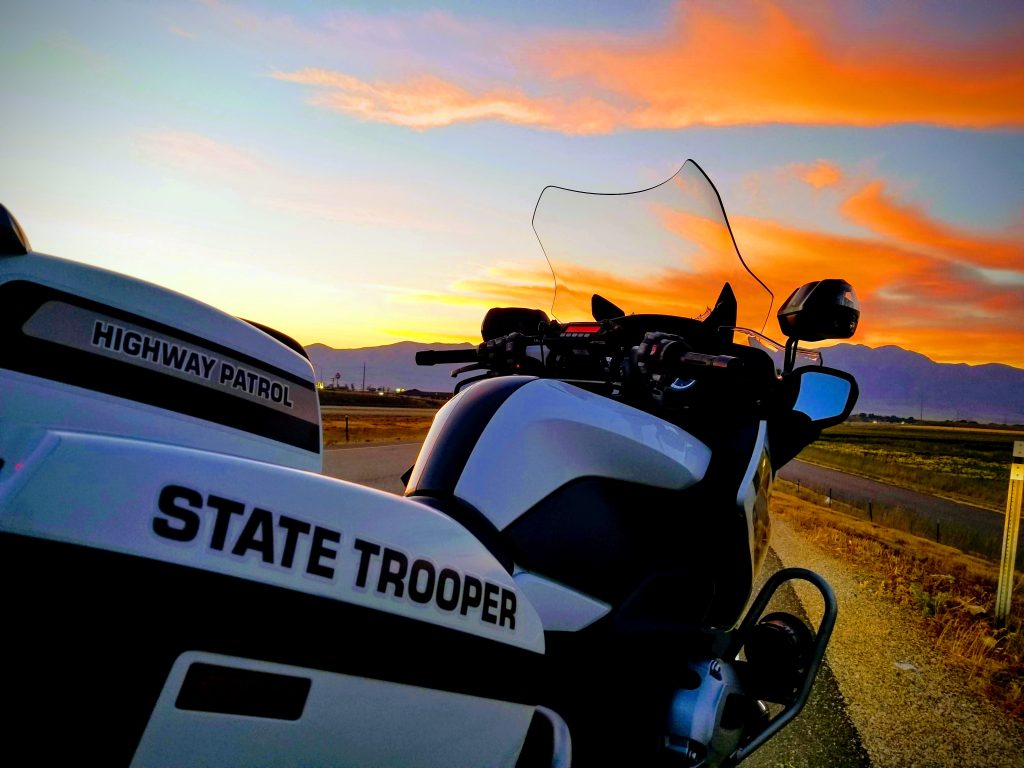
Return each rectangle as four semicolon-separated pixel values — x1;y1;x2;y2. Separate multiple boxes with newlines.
773;490;1023;721
780;475;1019;565
321;406;439;446
800;422;1024;510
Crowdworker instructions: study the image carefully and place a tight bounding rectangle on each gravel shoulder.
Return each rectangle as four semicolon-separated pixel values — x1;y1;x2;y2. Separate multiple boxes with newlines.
770;515;1024;768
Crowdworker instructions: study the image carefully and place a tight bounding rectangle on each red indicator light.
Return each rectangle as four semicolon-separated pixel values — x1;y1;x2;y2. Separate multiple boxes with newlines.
564;323;601;334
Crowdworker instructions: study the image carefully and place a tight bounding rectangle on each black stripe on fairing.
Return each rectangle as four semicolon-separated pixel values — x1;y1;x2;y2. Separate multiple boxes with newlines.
1;533;542;765
412;493;515;574
3;281;314;387
0;280;320;453
407;375;533;495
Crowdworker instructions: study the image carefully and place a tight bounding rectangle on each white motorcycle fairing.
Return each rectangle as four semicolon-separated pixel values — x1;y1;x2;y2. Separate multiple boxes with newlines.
0;247;548;767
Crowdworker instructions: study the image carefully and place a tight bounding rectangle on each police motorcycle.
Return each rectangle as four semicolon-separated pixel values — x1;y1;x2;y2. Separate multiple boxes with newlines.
0;159;858;767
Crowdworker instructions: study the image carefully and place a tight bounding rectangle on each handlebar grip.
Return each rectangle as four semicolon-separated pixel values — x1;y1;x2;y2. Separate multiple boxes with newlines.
415;349;479;366
661;350;744;376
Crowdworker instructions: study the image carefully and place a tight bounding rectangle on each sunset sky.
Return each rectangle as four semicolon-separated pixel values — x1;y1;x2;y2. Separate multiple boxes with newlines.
2;1;1022;366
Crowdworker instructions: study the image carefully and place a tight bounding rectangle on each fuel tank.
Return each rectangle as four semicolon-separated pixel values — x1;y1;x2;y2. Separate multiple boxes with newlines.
407;376;766;631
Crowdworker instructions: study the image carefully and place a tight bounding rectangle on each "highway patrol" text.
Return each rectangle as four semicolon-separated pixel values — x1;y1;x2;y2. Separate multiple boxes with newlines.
92;320;294;407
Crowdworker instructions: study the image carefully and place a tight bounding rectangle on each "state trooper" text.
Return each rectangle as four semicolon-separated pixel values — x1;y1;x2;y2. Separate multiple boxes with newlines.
353;538;516;630
154;485;341;578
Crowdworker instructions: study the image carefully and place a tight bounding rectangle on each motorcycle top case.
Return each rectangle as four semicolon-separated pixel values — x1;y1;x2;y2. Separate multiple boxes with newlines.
0;250;323;471
0;251;546;766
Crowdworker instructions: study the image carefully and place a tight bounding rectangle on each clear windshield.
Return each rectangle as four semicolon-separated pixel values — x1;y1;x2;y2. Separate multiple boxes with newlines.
532;160;773;333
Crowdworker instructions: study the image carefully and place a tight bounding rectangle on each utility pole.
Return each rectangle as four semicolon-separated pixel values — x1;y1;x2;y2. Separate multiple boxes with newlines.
362;363;366;392
995;441;1024;627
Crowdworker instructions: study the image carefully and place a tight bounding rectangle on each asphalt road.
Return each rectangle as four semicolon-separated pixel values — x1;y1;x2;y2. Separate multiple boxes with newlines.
322;441;421;494
322;442;870;767
746;549;870;768
778;459;1018;562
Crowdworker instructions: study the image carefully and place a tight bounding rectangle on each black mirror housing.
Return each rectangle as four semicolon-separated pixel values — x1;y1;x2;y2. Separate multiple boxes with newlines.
481;307;549;341
777;279;859;342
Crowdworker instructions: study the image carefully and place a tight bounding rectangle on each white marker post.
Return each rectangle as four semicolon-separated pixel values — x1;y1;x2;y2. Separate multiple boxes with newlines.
995;441;1024;627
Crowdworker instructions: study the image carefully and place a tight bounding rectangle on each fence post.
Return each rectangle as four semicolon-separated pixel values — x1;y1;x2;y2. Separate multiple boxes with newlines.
995;441;1024;627
868;501;873;522
827;488;832;508
345;415;350;442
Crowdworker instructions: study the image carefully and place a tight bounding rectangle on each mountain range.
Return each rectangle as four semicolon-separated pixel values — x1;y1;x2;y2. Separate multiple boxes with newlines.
306;341;1024;425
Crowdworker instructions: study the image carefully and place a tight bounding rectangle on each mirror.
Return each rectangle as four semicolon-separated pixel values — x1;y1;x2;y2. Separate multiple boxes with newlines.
778;279;859;342
792;368;858;425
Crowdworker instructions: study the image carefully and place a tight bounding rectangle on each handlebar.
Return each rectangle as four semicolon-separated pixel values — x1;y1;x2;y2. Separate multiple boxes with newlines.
635;332;744;379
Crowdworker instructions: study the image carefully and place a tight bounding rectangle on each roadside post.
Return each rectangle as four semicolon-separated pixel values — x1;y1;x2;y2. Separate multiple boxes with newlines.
995;441;1024;626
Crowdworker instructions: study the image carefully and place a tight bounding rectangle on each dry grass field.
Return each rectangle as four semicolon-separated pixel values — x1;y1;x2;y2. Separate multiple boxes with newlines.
773;490;1024;721
800;423;1024;510
321;405;439;446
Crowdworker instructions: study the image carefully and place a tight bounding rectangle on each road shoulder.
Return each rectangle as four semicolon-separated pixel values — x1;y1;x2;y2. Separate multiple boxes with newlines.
770;512;1024;767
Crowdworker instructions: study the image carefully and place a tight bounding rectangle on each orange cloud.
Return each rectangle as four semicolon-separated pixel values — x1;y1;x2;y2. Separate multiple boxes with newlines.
732;215;935;297
728;212;1024;366
274;2;1024;132
841;181;1024;270
272;69;624;134
796;160;843;189
534;1;1024;130
392;255;747;330
405;248;1024;366
391;263;555;311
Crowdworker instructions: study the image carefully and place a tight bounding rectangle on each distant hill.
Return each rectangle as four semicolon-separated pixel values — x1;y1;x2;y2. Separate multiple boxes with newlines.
306;341;475;393
306;340;1024;425
809;344;1024;425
